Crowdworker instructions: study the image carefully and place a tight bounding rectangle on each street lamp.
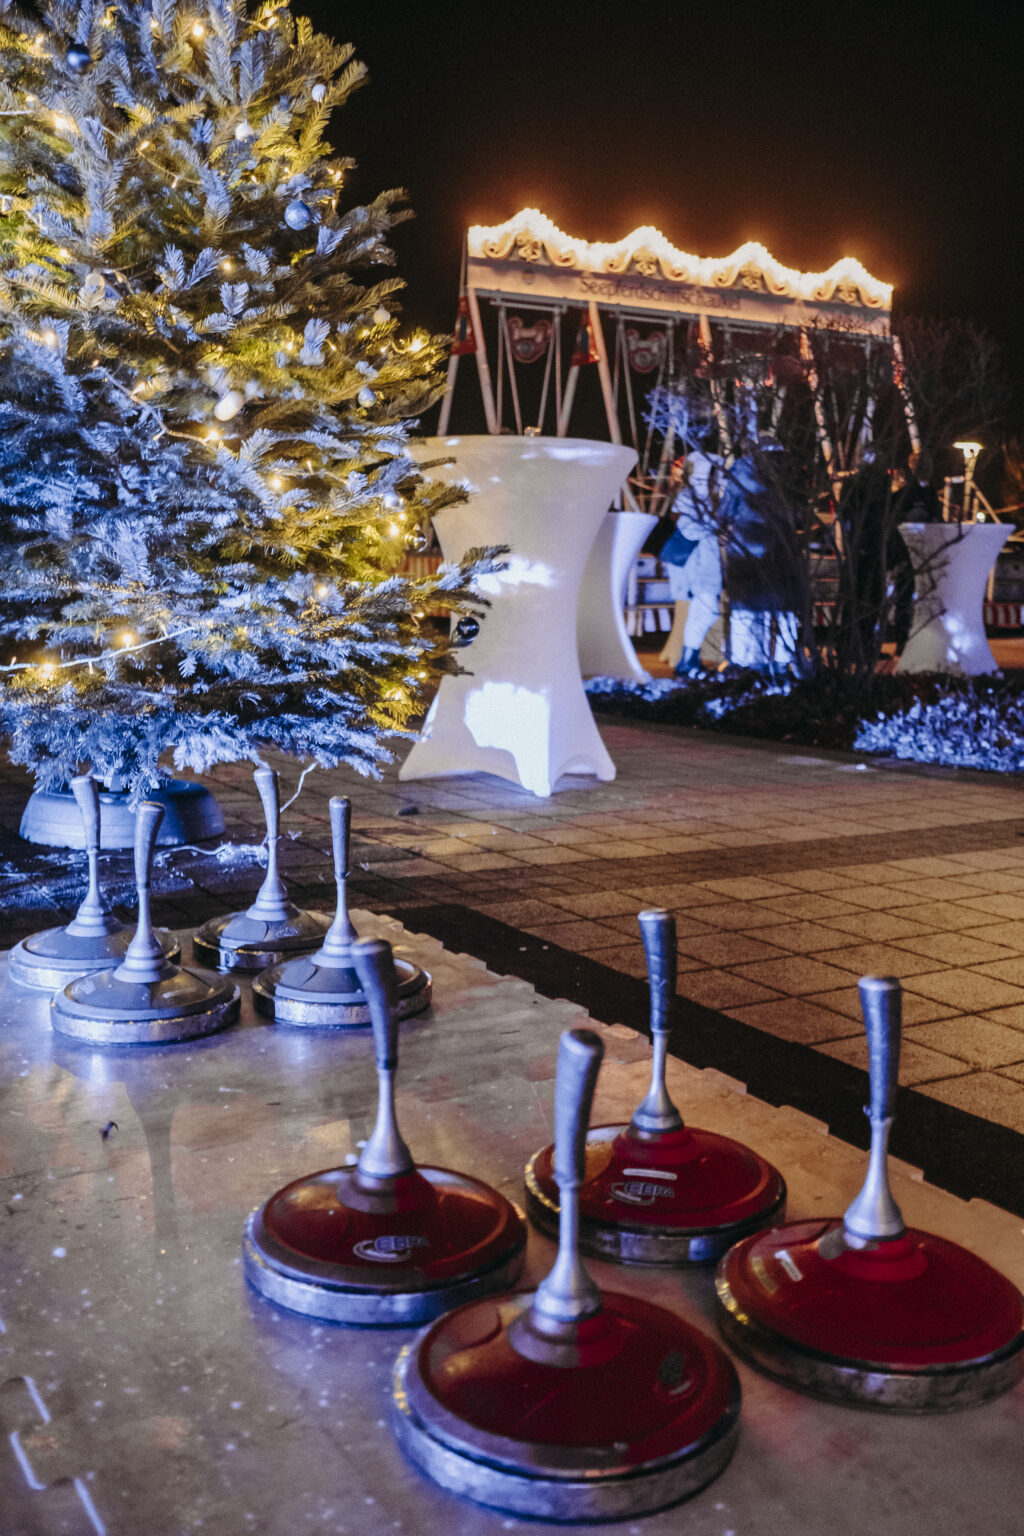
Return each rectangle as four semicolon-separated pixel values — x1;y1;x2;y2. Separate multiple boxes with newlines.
953;440;983;520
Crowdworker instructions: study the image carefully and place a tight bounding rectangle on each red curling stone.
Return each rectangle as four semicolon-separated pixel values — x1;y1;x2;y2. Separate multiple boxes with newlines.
244;938;525;1325
393;1028;741;1521
246;1160;526;1327
717;977;1024;1411
526;910;784;1264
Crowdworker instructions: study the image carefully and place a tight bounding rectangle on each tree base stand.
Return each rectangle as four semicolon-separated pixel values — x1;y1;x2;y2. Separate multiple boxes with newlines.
20;780;224;849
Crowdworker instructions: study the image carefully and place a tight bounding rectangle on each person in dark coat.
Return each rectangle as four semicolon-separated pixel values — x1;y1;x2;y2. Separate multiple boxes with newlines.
719;443;802;669
837;455;893;665
892;449;942;525
889;450;941;650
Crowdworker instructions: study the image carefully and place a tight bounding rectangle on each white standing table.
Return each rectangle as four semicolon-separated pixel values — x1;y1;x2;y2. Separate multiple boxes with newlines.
898;521;1011;675
402;436;636;797
577;510;656;681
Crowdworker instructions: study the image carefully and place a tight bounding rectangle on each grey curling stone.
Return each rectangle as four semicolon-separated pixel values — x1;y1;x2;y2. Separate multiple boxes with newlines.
192;767;330;972
51;801;239;1045
252;796;430;1025
9;773;179;991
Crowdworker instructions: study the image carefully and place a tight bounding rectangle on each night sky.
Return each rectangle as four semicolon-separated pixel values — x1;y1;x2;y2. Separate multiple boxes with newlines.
305;1;1024;428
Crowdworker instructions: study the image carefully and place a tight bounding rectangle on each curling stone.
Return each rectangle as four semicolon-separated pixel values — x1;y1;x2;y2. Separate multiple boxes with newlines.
393;1027;741;1521
192;767;330;971
252;796;430;1025
526;909;785;1265
50;802;240;1045
717;975;1024;1412
243;936;525;1324
9;773;179;991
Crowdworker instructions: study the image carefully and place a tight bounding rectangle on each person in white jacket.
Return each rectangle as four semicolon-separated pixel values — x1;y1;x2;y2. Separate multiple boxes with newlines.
663;438;723;675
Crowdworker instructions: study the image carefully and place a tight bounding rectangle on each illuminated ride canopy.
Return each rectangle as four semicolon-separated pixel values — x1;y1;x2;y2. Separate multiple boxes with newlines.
438;207;894;460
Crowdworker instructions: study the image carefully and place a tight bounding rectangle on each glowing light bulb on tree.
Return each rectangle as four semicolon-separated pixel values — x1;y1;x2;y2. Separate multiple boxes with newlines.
214;390;244;422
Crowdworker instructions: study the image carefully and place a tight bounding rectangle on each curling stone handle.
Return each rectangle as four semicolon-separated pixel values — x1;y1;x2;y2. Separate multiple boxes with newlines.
631;910;685;1136
860;975;901;1122
351;938;413;1180
134;800;163;890
330;796;351;884
318;795;358;955
71;773;101;852
65;772;115;937
639;909;676;1037
254;766;280;844
353;938;400;1071
552;1027;603;1193
115;801;169;981
530;1029;604;1330
248;767;291;921
843;975;905;1244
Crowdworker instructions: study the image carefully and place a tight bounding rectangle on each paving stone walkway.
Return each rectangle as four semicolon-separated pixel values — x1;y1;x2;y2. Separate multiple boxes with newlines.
3;716;1024;1212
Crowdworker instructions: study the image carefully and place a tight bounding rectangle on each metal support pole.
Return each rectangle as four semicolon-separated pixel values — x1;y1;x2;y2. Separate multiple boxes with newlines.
466;285;498;435
436;351;459;436
589;299;622;445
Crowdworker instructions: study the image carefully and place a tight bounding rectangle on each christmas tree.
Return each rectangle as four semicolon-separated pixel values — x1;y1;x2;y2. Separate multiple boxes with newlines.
0;0;491;798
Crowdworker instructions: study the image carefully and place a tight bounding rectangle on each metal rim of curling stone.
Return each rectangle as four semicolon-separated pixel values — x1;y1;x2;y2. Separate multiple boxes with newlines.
49;800;240;1045
243;936;526;1324
714;975;1024;1412
523;909;785;1265
392;1292;741;1521
392;1027;741;1521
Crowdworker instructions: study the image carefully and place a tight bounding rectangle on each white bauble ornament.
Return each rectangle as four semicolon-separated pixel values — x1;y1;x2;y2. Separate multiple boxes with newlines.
81;270;106;308
357;386;376;409
311;84;326;102
214;389;244;422
235;120;255;140
372;307;390;325
284;199;313;231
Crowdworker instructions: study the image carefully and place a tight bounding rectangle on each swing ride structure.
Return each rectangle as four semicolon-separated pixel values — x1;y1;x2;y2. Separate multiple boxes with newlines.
436;207;896;497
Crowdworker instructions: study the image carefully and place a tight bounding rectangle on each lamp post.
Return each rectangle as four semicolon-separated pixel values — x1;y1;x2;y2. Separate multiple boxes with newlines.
953;440;983;521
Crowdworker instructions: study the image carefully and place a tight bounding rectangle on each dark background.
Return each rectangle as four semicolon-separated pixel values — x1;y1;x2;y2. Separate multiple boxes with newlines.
307;1;1024;435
